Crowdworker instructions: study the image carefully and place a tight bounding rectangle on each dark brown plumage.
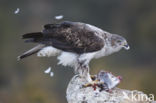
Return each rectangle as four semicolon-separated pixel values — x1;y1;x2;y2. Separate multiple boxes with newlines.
22;21;104;54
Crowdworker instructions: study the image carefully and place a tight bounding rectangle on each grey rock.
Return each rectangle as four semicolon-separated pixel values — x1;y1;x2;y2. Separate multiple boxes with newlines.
66;75;155;103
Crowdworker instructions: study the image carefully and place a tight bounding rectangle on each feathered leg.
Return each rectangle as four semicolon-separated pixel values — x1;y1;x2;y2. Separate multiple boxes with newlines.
74;60;92;82
74;52;97;82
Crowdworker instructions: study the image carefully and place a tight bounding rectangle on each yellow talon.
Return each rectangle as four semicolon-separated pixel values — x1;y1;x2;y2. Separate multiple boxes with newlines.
83;79;103;88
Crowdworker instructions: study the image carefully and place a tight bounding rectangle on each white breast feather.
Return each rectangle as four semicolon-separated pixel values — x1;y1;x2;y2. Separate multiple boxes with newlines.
79;52;97;64
37;46;61;57
57;52;78;67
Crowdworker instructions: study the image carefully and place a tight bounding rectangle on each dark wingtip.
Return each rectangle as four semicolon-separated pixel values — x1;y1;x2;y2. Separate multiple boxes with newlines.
22;32;42;39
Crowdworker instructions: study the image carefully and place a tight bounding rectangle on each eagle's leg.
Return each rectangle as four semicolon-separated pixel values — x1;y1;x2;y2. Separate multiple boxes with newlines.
75;52;98;82
74;61;92;82
82;65;92;82
75;62;105;89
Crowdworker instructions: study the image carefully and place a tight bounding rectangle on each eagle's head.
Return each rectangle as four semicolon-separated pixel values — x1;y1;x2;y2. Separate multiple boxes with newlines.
110;34;130;51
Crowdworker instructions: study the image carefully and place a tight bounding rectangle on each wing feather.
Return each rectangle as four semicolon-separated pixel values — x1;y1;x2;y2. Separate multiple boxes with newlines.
42;21;104;53
23;21;105;54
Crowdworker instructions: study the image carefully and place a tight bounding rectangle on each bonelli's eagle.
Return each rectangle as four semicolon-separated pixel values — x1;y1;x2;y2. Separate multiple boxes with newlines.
18;21;129;82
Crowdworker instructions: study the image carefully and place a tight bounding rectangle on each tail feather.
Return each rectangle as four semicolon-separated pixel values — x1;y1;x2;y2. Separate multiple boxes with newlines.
22;32;43;39
17;44;45;60
24;38;34;43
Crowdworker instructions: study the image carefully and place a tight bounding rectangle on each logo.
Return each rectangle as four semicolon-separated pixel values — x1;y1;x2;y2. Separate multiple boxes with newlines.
122;91;155;102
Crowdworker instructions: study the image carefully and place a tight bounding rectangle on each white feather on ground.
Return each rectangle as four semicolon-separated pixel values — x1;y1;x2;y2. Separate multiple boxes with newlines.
44;67;54;77
14;8;20;14
50;72;54;77
55;15;64;20
44;67;51;74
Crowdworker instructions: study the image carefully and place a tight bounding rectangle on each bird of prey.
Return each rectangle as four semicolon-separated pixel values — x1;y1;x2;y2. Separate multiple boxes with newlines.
18;21;129;82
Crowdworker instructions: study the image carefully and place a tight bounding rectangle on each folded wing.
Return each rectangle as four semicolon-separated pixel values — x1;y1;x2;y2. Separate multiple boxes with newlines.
22;21;104;54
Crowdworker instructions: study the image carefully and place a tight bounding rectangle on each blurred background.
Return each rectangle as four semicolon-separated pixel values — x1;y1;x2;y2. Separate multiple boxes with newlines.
0;0;156;103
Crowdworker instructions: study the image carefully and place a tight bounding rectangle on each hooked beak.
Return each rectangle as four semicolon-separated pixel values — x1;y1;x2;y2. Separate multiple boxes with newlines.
123;43;130;50
124;44;130;50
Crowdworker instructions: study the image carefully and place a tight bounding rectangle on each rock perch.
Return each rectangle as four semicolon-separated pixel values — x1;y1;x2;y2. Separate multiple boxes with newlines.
66;75;155;103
